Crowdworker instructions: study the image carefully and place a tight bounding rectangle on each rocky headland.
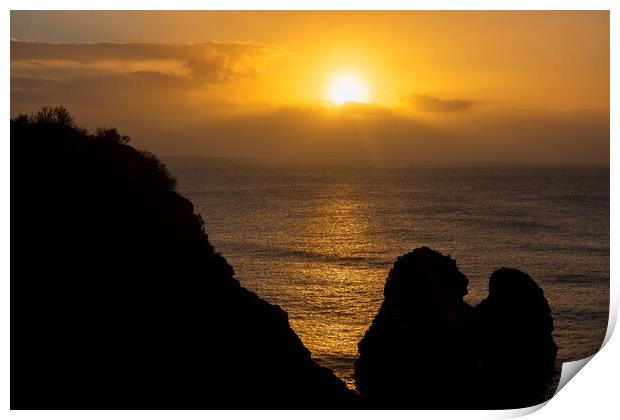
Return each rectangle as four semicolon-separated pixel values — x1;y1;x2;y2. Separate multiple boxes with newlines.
11;107;557;409
11;107;361;409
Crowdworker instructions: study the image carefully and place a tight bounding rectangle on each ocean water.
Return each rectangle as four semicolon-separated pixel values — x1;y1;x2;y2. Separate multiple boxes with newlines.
164;157;609;388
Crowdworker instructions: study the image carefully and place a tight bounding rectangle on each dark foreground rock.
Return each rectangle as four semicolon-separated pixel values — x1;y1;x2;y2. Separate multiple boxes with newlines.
355;248;557;409
472;268;558;408
11;108;360;409
354;247;475;408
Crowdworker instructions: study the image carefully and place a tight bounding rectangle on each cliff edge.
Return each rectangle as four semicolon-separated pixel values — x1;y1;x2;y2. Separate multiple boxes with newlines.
10;107;360;409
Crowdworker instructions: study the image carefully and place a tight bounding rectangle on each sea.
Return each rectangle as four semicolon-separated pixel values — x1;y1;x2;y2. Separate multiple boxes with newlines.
164;157;609;389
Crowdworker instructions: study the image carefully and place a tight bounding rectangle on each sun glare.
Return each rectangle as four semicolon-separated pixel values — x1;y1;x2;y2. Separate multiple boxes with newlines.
326;72;369;105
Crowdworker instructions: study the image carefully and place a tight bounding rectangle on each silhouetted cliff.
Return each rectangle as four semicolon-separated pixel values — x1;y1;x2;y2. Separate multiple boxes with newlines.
355;247;557;409
11;107;360;409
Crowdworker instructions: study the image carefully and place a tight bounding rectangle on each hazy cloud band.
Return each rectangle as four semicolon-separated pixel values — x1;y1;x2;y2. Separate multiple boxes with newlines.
409;94;473;112
11;40;287;82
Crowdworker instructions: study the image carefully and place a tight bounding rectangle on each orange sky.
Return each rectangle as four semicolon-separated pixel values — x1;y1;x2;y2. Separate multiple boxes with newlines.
10;11;610;164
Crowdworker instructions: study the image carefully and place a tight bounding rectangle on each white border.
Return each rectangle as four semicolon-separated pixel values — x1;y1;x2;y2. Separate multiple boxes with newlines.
2;2;617;419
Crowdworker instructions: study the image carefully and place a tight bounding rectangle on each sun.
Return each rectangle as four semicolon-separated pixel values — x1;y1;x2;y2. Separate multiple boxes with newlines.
326;72;369;105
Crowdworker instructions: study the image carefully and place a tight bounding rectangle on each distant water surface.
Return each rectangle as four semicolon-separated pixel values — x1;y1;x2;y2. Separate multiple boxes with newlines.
164;157;609;388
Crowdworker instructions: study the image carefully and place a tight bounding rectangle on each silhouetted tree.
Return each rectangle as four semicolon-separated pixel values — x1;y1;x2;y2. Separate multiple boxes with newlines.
33;105;76;127
95;127;131;145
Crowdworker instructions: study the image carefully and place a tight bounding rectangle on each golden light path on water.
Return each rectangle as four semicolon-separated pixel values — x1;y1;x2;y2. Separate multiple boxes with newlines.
284;183;382;387
167;158;610;390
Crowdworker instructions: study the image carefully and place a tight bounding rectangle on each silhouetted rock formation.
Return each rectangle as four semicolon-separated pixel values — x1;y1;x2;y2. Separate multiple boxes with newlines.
11;107;360;409
472;268;558;408
355;248;557;409
354;247;474;408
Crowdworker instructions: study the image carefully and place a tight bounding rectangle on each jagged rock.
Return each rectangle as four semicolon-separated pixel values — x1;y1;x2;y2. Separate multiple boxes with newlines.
355;249;558;409
10;109;361;409
471;268;558;408
354;247;474;408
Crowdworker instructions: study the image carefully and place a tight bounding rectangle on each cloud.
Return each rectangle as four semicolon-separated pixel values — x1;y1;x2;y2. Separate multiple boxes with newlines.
111;104;604;166
11;72;196;109
9;40;608;165
10;39;287;82
337;101;393;116
193;107;609;164
10;40;288;114
408;94;473;112
10;85;610;165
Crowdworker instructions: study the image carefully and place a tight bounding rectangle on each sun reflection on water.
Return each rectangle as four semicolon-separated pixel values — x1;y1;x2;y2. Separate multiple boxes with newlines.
169;159;610;391
286;185;384;387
